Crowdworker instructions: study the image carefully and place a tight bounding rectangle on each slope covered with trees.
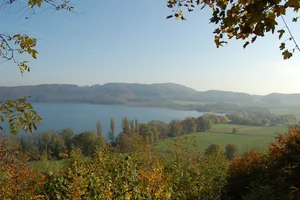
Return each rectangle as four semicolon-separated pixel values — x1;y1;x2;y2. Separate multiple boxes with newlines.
2;83;300;107
0;83;260;104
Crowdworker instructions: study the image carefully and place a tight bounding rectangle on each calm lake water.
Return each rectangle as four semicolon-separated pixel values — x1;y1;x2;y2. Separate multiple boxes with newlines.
9;103;206;138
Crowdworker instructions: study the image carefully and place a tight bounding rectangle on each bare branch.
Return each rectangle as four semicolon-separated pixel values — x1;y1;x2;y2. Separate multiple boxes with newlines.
0;34;16;62
281;15;300;52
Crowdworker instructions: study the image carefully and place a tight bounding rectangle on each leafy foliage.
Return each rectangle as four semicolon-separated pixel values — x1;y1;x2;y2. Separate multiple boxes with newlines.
1;0;75;136
164;136;228;199
167;0;300;59
72;131;106;156
224;125;300;199
41;142;172;199
0;97;42;135
0;0;74;75
109;117;115;141
225;144;238;160
205;143;222;155
40;135;228;199
3;122;300;199
0;136;43;199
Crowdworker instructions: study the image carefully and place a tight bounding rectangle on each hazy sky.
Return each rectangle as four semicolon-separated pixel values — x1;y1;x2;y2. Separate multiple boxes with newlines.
1;0;300;95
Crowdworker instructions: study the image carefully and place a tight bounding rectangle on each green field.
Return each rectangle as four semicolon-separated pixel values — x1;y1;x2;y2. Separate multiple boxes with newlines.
270;108;300;118
172;100;241;106
158;124;288;155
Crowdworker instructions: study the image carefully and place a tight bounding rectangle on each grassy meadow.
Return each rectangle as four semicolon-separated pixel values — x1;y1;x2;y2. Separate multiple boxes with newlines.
270;108;300;118
158;124;288;155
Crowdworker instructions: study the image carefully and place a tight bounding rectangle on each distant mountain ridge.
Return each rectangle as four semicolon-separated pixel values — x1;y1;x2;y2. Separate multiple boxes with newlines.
0;83;299;106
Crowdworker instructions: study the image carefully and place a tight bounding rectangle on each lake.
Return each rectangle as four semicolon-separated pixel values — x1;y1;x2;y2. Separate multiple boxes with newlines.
7;103;207;138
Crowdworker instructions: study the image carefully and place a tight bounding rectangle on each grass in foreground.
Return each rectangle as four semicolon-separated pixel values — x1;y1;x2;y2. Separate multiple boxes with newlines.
158;124;288;155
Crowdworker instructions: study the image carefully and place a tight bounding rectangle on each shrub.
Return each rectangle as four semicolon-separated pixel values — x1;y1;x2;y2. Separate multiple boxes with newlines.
205;143;222;155
0;136;43;199
224;126;300;200
225;144;238;160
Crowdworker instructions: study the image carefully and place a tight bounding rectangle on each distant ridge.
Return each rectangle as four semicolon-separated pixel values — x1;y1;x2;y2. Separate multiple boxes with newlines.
0;83;298;106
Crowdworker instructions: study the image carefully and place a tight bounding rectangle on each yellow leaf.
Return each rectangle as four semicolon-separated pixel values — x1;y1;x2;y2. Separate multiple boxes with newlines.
37;0;43;7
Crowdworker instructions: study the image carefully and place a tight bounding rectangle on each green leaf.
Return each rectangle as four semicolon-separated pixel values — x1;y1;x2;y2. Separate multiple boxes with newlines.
28;0;34;7
36;0;43;7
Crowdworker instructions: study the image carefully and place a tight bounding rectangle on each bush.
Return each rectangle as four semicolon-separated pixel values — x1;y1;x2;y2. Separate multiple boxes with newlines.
0;136;43;199
225;144;238;160
27;146;41;161
205;143;222;155
164;137;228;199
224;126;300;200
41;137;229;199
42;146;172;199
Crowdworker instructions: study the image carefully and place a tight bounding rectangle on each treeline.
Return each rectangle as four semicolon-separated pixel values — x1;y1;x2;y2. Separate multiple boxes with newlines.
18;128;106;160
226;112;297;126
167;101;271;115
118;114;228;140
16;114;228;160
1;126;300;199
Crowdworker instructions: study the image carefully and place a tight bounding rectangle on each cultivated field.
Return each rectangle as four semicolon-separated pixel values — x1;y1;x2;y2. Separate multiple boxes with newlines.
158;124;288;155
270;108;300;118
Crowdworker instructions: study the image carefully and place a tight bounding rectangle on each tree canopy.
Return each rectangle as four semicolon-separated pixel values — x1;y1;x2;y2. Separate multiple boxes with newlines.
167;0;299;59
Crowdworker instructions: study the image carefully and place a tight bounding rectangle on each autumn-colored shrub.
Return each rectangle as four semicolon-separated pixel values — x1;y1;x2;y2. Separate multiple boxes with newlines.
224;126;300;200
42;145;172;199
266;126;300;199
58;152;69;159
41;136;229;199
163;137;228;200
224;150;269;199
225;144;238;160
6;126;300;200
0;136;44;199
205;143;222;155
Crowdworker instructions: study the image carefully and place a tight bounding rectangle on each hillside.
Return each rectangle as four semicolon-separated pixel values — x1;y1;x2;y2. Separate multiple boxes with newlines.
0;83;261;104
262;93;300;107
0;83;299;108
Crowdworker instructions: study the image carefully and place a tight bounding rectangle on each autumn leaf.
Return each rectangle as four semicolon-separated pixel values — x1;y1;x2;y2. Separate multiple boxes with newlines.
278;29;285;40
282;50;293;59
279;42;285;50
243;41;250;48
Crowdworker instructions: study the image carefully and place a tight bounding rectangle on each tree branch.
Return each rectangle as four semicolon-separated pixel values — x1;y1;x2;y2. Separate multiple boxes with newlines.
0;34;16;62
280;16;299;52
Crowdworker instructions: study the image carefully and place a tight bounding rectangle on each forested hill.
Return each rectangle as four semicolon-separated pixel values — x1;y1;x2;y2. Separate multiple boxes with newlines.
0;83;298;106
